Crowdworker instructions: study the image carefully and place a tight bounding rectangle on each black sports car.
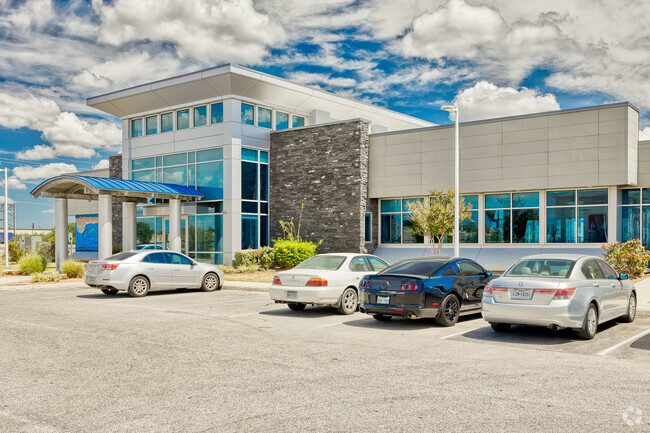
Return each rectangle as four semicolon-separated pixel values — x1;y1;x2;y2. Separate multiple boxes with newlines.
359;257;496;326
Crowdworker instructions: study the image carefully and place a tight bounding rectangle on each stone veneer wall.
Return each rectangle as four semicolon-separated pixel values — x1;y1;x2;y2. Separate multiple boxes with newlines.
109;154;123;251
270;120;370;253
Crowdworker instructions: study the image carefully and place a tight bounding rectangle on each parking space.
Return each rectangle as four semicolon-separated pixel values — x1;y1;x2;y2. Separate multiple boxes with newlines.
1;285;649;432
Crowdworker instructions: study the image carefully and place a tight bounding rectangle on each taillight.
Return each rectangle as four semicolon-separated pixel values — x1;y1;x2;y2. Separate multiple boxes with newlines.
484;285;493;296
359;280;370;290
553;287;576;299
306;278;328;287
400;282;422;291
272;276;281;285
101;264;119;271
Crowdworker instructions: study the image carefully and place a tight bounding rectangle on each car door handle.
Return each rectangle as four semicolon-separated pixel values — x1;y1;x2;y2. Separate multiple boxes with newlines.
147;267;154;270
593;283;599;287
173;268;180;271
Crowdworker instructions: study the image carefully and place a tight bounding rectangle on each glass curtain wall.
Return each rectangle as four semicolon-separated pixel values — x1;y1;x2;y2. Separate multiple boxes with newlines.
619;188;650;250
380;198;424;244
241;148;269;249
547;189;607;243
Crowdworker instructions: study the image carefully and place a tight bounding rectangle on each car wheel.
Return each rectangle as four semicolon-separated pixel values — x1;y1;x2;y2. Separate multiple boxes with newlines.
372;314;392;321
100;288;119;295
287;303;306;311
128;276;150;297
576;303;598;340
620;293;636;323
337;287;358;315
435;294;460;327
490;322;511;332
201;272;220;292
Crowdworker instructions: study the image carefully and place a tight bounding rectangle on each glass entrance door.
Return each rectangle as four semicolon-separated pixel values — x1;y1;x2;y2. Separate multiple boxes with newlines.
164;217;188;254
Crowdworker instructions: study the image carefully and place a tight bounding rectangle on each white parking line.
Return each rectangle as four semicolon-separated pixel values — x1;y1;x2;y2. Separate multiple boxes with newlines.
598;326;650;356
318;322;344;328
228;312;260;318
440;325;487;340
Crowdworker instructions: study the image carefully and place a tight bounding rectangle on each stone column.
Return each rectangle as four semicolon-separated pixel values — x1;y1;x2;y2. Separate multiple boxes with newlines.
98;194;113;259
54;198;68;272
169;198;182;252
122;202;137;252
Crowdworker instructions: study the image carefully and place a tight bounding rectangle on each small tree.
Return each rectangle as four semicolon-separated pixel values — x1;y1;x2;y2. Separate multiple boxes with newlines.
408;189;472;256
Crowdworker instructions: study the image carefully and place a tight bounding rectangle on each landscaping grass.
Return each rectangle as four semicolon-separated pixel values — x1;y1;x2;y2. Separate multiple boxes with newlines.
224;269;276;283
2;262;56;273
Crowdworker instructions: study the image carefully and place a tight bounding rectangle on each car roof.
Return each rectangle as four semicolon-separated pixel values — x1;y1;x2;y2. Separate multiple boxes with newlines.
516;254;594;261
315;253;381;258
391;256;461;265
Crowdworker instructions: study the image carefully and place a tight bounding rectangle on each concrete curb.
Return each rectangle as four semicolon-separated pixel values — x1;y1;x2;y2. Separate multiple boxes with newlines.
222;280;270;292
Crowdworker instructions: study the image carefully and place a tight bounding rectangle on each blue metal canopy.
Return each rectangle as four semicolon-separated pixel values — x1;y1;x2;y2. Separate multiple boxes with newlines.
31;175;203;202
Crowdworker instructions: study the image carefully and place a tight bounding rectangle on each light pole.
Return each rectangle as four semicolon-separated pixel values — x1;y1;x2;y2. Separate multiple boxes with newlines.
2;168;8;268
441;105;460;258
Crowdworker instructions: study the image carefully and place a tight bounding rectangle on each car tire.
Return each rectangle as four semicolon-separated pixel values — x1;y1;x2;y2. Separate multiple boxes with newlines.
576;303;598;340
620;292;637;323
287;303;306;311
201;272;220;292
127;276;150;297
100;288;119;295
372;314;392;321
337;287;358;315
490;322;511;332
435;294;460;327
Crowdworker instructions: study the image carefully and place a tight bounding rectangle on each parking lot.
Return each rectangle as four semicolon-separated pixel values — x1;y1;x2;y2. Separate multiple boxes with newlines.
1;285;649;432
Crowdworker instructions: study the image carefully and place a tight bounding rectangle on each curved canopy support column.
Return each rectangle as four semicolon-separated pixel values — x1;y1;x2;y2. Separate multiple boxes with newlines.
54;198;68;273
98;194;113;259
169;198;182;252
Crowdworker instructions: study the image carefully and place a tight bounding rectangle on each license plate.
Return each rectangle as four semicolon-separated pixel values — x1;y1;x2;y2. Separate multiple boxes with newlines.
286;291;297;299
86;277;96;284
511;289;532;300
376;296;390;305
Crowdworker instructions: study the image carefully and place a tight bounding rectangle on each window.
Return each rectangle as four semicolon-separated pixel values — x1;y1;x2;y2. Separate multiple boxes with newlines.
364;212;372;242
147;252;168;264
242;215;258;249
505;259;574;278
350;257;371;272
461;195;478;243
484;194;510;243
582;259;604;279
211;103;223;124
483;192;539;244
131;118;143;137
166;252;193;265
276;111;289;130
258;107;272;128
193;105;207;127
368;257;388;272
380;198;424;244
547;189;607;243
597;259;618;279
241;148;269;248
619;188;650;251
292;115;305;128
457;261;484;277
146;116;157;135
177;109;189;130
241;103;254;125
161;112;173;133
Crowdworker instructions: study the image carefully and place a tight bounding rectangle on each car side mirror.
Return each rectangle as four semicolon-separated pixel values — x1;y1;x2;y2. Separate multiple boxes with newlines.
485;270;493;277
619;273;629;280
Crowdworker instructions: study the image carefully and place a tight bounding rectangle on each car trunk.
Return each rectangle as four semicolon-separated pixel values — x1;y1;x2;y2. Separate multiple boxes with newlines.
491;277;562;306
365;275;425;306
277;270;334;287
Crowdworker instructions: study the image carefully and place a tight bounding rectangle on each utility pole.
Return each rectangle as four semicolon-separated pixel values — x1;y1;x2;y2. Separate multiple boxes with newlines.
3;168;8;268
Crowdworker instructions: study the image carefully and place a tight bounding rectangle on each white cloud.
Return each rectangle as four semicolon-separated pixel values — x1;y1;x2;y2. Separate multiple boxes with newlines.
42;208;54;214
92;159;109;170
7;176;27;191
288;72;357;88
452;81;560;122
13;163;78;181
94;0;287;64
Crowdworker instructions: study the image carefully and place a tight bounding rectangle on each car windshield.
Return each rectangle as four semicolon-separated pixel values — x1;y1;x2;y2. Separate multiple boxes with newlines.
104;252;139;261
504;259;575;278
293;255;346;270
379;260;445;278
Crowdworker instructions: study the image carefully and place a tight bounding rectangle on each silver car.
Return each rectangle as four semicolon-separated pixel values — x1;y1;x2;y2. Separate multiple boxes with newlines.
85;251;224;297
482;254;637;339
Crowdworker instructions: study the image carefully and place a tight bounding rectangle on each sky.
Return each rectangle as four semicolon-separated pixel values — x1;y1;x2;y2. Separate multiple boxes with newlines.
1;0;650;230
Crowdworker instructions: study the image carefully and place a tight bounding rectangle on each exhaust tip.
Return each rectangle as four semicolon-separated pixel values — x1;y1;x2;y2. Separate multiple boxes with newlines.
406;312;417;319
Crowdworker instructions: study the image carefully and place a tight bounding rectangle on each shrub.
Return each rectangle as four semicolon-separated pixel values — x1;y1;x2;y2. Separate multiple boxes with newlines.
61;259;86;278
19;253;47;275
273;239;319;269
8;240;24;262
234;247;275;270
602;239;650;277
31;272;61;283
222;264;259;274
36;242;55;263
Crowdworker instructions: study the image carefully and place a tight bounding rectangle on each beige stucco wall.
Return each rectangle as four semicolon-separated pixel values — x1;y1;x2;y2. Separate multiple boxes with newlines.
369;104;639;198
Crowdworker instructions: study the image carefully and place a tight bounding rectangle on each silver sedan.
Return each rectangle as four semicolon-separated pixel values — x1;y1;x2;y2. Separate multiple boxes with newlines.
482;254;637;339
85;251;224;297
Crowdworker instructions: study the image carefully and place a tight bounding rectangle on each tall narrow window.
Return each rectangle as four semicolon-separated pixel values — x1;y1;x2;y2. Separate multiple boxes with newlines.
211;102;223;124
241;103;254;125
145;116;157;135
292;115;305;128
276;111;289;130
258;107;272;128
193;106;207;127
177;109;189;130
131;118;143;137
161;112;173;132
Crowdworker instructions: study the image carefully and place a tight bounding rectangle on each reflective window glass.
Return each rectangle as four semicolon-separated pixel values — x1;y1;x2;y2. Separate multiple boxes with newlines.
513;192;539;208
163;153;187;166
260;202;268;214
276;112;289;130
147;252;167;264
132;157;154;170
196;214;223;252
512;209;539;243
460;211;478;243
578;189;608;205
241;162;258;200
166;252;192;265
292;115;305;128
485;210;511;243
365;213;372;242
597;259;618;279
132;170;154;182
131;118;143;137
485;193;511;209
381;199;401;213
188;216;195;252
643;207;650;250
462;195;479;209
188;164;195;187
241;103;254;125
402;198;423;212
197;148;223;162
547;190;575;206
197;202;223;214
582;260;605;279
258;107;272;128
368;257;388;272
349;257;371;272
547;207;576;243
402;214;424;244
177;109;189;130
242;148;258;162
242;215;258;249
380;214;401;243
188;152;195;163
458;261;484;277
260;215;268;247
161;112;173;133
136;218;156;245
196;161;223;200
242;201;257;213
621;206;640;242
643;188;650;205
260;151;269;163
260;164;268;201
163;166;187;186
193;106;207;127
577;207;607;243
622;189;640;205
211;103;223;124
146;116;157;135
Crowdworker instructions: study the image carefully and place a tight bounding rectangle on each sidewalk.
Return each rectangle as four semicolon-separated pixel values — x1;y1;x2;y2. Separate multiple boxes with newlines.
633;277;650;313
